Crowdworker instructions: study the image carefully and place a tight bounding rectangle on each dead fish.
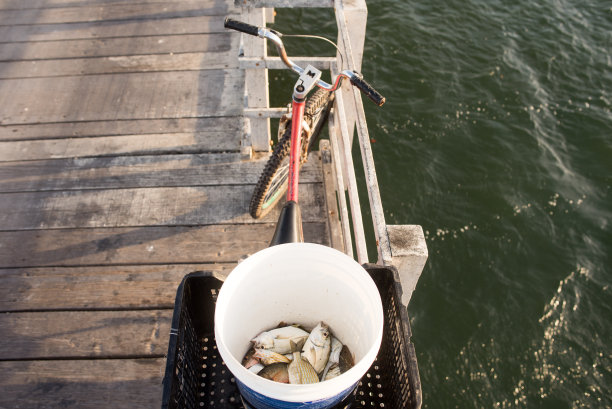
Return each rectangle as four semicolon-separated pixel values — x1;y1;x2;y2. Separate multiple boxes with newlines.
259;362;290;383
339;345;355;373
252;325;309;355
322;362;342;381
302;322;331;374
253;348;291;365
288;340;319;384
321;337;343;380
242;347;259;369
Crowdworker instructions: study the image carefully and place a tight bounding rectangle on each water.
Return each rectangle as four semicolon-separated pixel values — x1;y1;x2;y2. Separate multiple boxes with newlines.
268;2;611;407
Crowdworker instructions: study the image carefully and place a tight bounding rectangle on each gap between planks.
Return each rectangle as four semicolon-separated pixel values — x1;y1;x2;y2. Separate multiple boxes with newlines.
0;153;321;192
0;15;229;43
0;309;173;360
0;263;233;312
0;358;166;409
0;33;237;64
0;117;242;141
0;184;327;230
0;223;330;268
0;69;244;125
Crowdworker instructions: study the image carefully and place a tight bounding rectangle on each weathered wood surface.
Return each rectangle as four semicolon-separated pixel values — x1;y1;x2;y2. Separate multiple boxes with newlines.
0;70;243;125
1;0;211;8
0;15;226;43
0;117;240;141
0;310;171;359
0;0;233;10
0;184;326;230
0;359;164;409
0;1;237;25
0;264;233;311
0;223;328;268
242;8;270;152
0;133;242;161
237;0;333;7
0;0;341;407
319;140;344;253
0;154;320;192
0;52;237;79
0;33;235;63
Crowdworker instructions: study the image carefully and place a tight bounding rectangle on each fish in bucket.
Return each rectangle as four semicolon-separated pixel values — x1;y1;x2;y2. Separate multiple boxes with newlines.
214;242;384;409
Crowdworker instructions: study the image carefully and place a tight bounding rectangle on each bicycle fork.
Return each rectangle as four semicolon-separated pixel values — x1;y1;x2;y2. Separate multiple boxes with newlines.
270;66;323;246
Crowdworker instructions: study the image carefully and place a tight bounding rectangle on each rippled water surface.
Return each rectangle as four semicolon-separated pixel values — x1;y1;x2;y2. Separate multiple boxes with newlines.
269;2;611;407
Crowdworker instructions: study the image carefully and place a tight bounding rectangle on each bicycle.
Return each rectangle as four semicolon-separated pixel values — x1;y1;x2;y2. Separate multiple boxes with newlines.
224;18;385;243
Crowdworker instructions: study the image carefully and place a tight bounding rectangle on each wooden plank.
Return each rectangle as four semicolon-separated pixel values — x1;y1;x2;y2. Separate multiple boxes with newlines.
243;8;270;152
0;184;326;230
319;140;344;253
0;2;238;26
240;0;333;7
328;111;353;258
0;33;235;62
0;16;227;43
0;117;241;141
0;69;244;125
0;310;171;359
239;56;335;70
0;132;243;161
0;153;322;192
336;1;392;264
0;52;237;79
0;223;328;268
0;264;233;311
0;0;216;10
0;359;164;409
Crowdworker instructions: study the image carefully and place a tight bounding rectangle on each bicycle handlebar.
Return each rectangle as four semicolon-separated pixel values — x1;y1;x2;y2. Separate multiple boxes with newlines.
224;18;386;107
350;73;386;107
224;18;260;37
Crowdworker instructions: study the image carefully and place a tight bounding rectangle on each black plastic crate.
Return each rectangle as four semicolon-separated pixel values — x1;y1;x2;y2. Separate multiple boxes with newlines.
161;265;422;409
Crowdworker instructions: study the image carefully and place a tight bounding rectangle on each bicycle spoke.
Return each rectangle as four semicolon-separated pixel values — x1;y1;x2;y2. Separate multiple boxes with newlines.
262;163;289;209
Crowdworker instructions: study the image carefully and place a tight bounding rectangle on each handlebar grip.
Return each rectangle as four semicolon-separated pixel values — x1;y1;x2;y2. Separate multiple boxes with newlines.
350;73;386;107
224;18;260;37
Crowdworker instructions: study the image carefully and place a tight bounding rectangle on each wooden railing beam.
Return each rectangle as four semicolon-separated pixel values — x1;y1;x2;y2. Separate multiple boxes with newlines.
335;0;367;144
335;0;392;265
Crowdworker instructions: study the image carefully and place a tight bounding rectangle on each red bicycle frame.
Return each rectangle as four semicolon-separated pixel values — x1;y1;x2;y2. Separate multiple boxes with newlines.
287;98;305;203
269;66;322;246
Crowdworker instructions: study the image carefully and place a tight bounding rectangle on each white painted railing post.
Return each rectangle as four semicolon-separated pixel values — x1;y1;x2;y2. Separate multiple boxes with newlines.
335;0;367;143
387;225;428;307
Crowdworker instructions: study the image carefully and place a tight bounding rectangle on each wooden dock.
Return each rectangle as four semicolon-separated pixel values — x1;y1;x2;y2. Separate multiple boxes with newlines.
0;1;342;407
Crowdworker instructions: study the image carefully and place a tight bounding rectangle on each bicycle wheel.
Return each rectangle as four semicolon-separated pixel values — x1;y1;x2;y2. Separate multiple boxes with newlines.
249;88;335;219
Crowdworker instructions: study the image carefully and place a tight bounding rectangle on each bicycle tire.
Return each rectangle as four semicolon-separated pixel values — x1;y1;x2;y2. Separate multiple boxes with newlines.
249;88;335;219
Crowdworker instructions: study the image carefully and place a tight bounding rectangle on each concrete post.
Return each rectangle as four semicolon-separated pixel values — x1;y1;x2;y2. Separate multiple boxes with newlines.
387;224;428;307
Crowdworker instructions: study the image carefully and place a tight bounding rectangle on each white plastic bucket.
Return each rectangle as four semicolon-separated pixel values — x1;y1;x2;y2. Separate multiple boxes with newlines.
214;243;384;409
